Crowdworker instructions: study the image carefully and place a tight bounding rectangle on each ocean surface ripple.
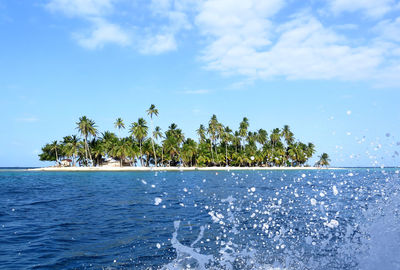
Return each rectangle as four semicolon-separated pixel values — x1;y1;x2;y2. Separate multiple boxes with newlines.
0;169;399;269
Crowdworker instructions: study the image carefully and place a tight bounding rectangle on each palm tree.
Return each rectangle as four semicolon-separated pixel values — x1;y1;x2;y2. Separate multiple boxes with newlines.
146;104;159;118
270;128;281;149
76;116;97;166
239;117;249;151
153;126;163;166
90;138;103;166
256;129;268;146
111;138;132;167
182;138;197;166
305;143;316;162
142;139;153;166
232;131;241;153
246;131;257;147
50;140;61;165
196;124;206;143
163;123;185;166
101;131;118;157
174;128;185;165
146;104;159;167
41;113;327;169
288;142;303;166
114;118;125;134
208;115;219;164
130;118;148;166
221;126;232;166
281;125;294;146
63;135;80;166
316;153;330;167
39;143;59;163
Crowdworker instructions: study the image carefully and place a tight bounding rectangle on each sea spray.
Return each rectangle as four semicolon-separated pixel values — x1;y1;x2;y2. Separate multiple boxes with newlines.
161;221;213;270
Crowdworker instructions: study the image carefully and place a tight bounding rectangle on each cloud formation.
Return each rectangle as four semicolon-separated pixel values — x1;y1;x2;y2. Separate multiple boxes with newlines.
197;10;383;81
328;0;398;18
46;0;113;17
45;0;400;86
73;18;130;49
46;0;130;49
194;0;400;85
46;0;192;53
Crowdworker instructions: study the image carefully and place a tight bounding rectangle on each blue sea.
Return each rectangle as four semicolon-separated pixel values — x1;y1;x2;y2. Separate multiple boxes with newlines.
0;169;399;269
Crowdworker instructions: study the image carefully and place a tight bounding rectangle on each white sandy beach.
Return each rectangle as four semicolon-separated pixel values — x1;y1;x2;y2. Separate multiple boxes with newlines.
28;166;338;172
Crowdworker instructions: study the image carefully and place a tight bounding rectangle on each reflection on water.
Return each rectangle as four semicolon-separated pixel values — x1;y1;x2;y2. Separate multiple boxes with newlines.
0;169;399;269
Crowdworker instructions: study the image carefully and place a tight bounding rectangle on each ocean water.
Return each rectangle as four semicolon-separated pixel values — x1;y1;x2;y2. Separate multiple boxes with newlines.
0;169;399;269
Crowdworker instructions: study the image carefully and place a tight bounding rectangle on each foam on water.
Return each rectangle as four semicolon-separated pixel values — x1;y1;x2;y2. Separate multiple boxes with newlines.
357;179;400;270
158;169;400;270
161;221;213;270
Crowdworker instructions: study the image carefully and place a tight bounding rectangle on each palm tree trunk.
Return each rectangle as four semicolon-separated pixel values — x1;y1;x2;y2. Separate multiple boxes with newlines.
88;145;93;167
84;137;89;165
151;139;157;167
139;140;143;166
225;143;228;166
84;135;93;167
210;142;214;163
161;147;164;167
150;120;157;167
55;149;59;165
177;149;182;167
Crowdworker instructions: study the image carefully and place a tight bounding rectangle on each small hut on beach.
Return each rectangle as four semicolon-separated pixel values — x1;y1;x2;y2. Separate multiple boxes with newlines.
60;159;72;167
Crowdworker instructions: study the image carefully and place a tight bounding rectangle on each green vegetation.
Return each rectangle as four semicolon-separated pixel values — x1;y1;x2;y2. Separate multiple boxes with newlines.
315;153;331;167
39;105;328;167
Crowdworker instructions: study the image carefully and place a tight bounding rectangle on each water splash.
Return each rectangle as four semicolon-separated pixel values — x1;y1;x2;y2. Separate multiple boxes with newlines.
161;221;213;270
159;169;400;270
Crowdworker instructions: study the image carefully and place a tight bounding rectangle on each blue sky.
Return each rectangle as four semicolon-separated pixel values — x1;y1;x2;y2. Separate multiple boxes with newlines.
1;0;400;167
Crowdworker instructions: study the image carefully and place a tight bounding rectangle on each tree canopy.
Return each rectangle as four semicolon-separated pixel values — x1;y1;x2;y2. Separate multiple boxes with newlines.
39;107;328;168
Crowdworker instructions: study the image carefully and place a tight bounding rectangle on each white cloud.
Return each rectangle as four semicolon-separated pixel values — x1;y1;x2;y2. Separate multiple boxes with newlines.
73;18;130;49
139;33;177;54
196;5;384;81
150;0;194;31
195;0;284;77
47;0;127;49
260;15;383;80
196;0;283;47
46;0;189;53
374;17;400;42
44;0;400;86
140;0;196;54
46;0;113;17
328;0;397;18
333;24;359;30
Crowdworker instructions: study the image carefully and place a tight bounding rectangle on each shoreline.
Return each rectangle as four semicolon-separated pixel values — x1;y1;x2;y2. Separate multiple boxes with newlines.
27;166;342;172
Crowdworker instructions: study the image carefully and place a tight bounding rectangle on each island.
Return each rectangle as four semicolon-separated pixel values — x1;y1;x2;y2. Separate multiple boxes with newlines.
36;105;331;170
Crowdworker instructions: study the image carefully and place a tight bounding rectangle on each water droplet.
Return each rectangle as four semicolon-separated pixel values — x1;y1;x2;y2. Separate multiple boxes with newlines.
154;197;162;205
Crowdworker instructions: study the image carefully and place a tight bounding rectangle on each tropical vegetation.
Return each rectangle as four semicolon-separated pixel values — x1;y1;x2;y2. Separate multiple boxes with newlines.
315;153;331;167
39;105;328;167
